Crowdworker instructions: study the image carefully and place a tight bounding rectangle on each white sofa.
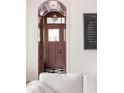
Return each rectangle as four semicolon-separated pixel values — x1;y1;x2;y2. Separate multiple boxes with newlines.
26;73;97;93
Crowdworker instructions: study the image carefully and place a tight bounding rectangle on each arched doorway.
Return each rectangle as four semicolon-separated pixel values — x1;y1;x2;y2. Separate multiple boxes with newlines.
38;0;66;74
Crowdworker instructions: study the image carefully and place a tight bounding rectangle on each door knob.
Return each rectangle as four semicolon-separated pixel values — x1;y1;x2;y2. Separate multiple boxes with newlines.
59;49;62;53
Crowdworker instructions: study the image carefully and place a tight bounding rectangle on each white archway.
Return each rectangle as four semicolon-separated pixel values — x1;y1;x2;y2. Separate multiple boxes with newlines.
37;0;70;73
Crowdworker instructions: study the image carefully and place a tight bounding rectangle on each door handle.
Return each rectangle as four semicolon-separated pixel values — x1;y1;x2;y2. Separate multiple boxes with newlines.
59;49;62;53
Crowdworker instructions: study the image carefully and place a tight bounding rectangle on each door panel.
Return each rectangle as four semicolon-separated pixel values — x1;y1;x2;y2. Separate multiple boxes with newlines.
46;42;56;68
56;42;66;68
46;42;66;69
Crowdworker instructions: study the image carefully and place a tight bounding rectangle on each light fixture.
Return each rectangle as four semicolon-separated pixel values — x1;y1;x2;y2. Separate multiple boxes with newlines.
52;14;58;22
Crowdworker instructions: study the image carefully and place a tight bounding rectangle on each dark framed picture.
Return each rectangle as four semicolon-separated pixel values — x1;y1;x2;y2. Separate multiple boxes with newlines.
84;13;97;49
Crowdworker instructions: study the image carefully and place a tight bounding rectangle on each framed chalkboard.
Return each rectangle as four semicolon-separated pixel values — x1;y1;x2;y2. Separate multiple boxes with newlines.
84;13;97;49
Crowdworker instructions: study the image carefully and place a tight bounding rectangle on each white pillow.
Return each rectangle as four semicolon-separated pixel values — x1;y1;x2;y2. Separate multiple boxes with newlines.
83;73;97;93
39;73;83;93
26;80;55;93
26;86;46;93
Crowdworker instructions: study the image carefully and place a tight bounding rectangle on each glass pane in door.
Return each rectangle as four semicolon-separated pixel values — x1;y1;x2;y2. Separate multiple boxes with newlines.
48;29;59;41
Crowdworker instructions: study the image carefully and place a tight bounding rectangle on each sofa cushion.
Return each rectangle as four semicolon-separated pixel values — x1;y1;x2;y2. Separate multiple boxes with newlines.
39;73;83;93
83;73;97;93
26;80;55;93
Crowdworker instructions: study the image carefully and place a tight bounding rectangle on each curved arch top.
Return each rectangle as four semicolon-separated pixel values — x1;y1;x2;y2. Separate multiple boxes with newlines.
38;0;66;16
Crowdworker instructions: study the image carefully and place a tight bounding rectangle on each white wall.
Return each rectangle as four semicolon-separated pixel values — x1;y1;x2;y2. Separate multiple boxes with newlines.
26;0;38;81
69;0;97;73
26;0;97;81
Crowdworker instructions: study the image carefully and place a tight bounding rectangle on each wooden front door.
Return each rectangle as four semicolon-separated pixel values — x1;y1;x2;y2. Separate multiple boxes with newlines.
45;27;66;69
38;11;66;74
